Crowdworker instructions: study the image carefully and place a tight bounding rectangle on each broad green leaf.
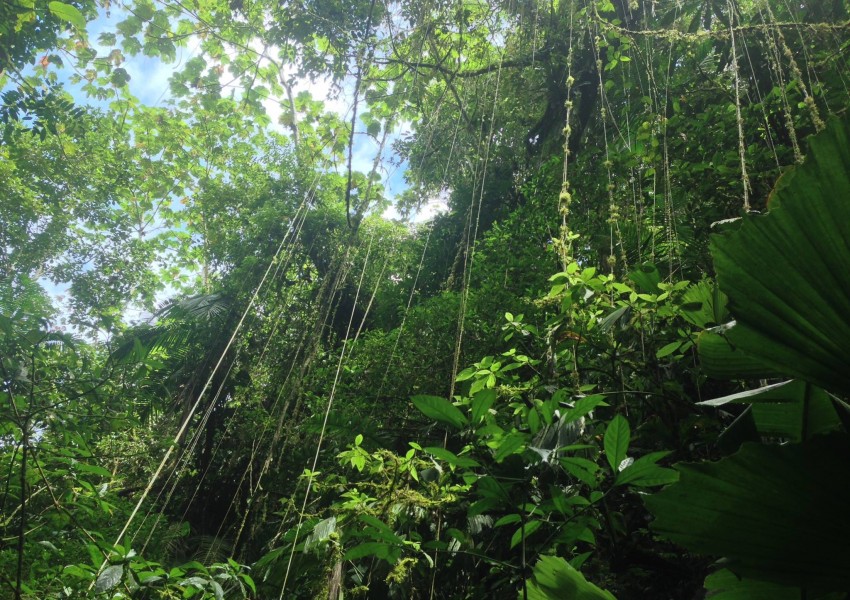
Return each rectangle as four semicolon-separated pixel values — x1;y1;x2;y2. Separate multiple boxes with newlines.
48;1;86;28
527;406;541;434
86;543;102;568
525;555;616;600
76;463;113;478
615;452;678;487
471;388;497;424
178;576;208;589
178;561;207;573
699;380;841;442
697;331;784;380
510;519;541;549
366;120;381;137
475;476;510;504
95;564;123;593
110;67;131;87
703;569;810;599
63;564;93;580
604;415;630;472
411;395;468;429
304;516;337;552
710;118;850;395
241;573;257;594
562;394;608;424
492;431;526;462
679;281;728;328
655;341;681;359
423;446;480;468
598;304;629;333
494;514;521;527
360;515;402;544
560;456;599;487
344;542;392;561
646;434;850;589
211;581;225;600
628;262;660;294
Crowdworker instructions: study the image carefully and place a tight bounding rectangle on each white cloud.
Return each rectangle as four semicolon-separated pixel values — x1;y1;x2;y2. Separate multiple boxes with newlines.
382;190;448;223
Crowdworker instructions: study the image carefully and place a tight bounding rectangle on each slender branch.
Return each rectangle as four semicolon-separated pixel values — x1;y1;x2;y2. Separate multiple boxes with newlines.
15;426;26;600
345;0;379;229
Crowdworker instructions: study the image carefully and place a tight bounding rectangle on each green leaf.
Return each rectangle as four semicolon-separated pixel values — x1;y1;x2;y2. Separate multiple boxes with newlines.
615;452;678;487
560;456;599;487
655;341;681;359
0;314;13;336
628;262;660;294
344;542;392;561
525;555;616;600
240;573;257;594
494;514;522;527
527;406;541;434
63;564;93;580
423;446;480;468
703;569;808;599
76;463;112;478
366;120;381;137
211;580;225;600
411;395;468;429
110;67;131;87
645;434;850;589
699;380;841;442
471;388;497;424
360;515;402;544
604;415;630;472
492;432;526;462
680;281;729;328
304;516;337;552
562;394;608;424
510;519;541;549
710;118;850;395
697;331;781;380
598;305;629;333
48;1;86;28
95;564;124;594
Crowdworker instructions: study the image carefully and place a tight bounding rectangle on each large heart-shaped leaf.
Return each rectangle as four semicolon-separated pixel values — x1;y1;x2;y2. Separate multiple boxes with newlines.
710;118;850;395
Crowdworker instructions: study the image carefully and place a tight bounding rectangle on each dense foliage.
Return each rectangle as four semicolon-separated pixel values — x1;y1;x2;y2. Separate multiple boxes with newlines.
2;0;850;598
